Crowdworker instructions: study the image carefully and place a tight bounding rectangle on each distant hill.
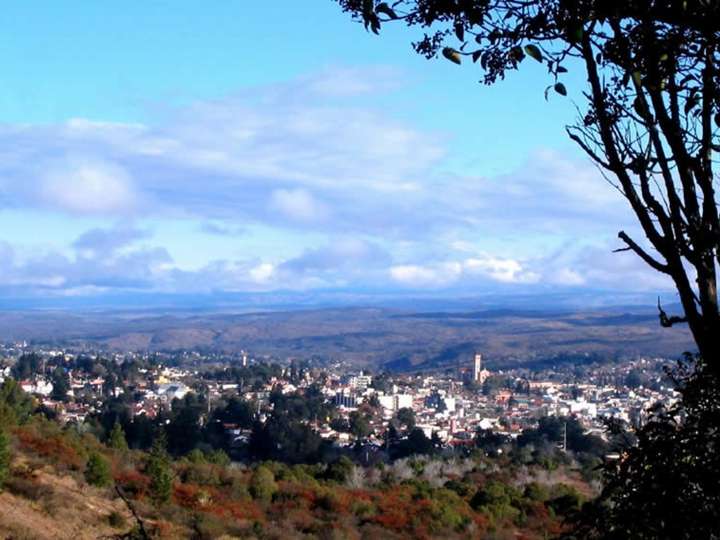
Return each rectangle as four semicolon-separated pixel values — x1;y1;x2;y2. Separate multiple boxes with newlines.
0;304;694;372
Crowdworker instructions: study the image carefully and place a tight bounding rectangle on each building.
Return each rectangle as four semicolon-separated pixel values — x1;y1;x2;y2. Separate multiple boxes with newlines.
156;382;190;401
460;352;490;384
378;393;413;412
473;353;482;382
346;372;372;391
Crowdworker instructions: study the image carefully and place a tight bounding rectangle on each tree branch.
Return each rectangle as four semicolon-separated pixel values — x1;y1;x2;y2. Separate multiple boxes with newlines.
617;231;670;274
658;297;689;327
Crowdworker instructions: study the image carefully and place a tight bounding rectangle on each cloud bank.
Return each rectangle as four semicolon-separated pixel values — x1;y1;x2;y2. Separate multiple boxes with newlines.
0;67;672;299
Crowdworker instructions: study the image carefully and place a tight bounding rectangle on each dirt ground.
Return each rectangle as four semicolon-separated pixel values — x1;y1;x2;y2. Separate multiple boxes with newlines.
0;463;129;540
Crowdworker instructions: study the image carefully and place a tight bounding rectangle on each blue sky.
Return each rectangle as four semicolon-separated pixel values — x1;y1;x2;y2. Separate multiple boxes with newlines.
0;1;671;302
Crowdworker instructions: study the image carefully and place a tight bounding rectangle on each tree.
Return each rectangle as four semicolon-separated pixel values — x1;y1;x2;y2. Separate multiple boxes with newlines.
146;432;173;505
570;355;720;539
624;369;644;389
249;416;330;464
395;407;416;430
334;0;720;367
249;465;277;502
325;455;355;483
50;366;70;402
166;393;204;456
0;379;34;425
392;427;435;458
108;421;129;452
85;452;112;488
11;353;42;380
0;428;10;489
349;410;371;439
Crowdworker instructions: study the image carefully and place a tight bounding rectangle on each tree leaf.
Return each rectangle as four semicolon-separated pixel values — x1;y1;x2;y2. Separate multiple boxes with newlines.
524;44;543;63
442;47;462;65
554;82;567;96
509;45;525;62
375;2;397;19
454;22;465;42
557;65;568;73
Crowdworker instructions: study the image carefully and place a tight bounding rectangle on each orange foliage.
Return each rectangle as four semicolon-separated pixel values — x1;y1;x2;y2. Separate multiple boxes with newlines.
114;469;151;499
173;483;202;509
14;428;82;470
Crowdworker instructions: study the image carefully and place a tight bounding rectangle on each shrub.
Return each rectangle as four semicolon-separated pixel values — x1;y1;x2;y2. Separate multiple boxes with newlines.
114;469;150;499
107;510;127;528
4;474;45;500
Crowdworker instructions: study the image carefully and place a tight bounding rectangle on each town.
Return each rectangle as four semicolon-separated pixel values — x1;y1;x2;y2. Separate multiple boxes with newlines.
0;340;678;465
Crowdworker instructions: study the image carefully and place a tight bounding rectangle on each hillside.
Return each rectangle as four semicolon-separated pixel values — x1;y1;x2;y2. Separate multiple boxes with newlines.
0;417;591;540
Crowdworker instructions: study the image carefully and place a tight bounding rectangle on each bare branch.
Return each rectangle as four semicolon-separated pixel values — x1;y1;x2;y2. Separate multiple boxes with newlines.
617;231;670;274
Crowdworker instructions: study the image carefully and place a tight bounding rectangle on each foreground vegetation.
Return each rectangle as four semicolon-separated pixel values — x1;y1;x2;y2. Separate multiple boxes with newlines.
1;379;594;539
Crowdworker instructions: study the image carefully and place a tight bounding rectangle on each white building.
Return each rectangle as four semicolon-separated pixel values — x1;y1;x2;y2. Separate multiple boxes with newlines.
378;393;413;412
21;378;53;397
156;382;190;401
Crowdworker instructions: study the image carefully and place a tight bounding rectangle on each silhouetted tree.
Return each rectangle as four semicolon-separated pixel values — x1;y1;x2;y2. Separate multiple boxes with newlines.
569;355;720;539
334;0;720;366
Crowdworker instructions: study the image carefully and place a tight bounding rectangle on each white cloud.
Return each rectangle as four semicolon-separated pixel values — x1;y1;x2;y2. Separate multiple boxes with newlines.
269;188;328;223
464;256;539;284
38;158;138;215
0;67;676;299
249;262;274;283
389;254;539;288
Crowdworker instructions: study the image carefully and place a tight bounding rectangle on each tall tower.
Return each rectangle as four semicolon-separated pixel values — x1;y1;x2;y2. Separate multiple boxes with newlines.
473;353;482;382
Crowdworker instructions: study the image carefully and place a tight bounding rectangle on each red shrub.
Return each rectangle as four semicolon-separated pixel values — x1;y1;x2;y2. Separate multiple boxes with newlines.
173;483;202;509
114;469;151;499
15;429;82;470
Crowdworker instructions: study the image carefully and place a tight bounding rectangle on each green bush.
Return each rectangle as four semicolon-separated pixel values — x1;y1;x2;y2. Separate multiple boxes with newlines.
85;452;112;488
107;510;126;528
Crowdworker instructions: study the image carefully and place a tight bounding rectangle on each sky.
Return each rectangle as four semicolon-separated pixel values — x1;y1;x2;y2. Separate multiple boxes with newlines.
0;1;674;305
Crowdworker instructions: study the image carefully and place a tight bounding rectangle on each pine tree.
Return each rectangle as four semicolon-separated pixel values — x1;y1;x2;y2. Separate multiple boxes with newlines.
85;452;112;487
50;366;70;402
108;421;128;451
147;432;173;505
